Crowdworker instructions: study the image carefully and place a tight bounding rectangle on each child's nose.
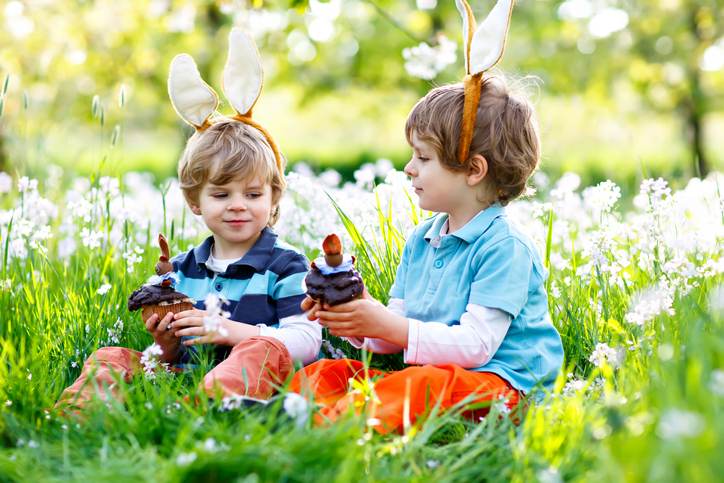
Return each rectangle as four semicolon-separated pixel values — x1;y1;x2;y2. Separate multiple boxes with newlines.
228;195;247;210
403;159;416;177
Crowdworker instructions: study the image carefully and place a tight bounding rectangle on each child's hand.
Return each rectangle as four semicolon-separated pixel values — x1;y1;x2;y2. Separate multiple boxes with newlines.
301;296;322;321
144;312;181;364
314;290;409;347
170;309;259;346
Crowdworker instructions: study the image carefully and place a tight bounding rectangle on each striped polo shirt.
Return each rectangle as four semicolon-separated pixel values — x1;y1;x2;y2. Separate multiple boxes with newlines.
171;227;309;327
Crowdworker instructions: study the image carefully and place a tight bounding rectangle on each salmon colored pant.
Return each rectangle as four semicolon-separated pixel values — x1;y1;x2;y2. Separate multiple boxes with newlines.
55;336;292;410
288;358;522;434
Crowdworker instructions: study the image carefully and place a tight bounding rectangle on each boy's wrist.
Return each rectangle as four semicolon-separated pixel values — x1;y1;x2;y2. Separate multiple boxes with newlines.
220;319;260;346
378;310;409;348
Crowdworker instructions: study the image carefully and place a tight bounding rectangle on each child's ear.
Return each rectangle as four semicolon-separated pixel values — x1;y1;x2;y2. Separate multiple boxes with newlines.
466;154;488;186
188;203;202;216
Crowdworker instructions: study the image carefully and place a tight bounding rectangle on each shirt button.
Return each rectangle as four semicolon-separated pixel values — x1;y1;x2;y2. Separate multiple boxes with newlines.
215;283;222;291
434;260;443;269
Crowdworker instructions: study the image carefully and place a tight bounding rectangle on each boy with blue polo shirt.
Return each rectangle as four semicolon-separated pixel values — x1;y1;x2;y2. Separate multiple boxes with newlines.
290;75;564;434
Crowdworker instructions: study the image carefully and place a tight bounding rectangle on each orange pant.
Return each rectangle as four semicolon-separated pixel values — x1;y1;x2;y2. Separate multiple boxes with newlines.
55;336;292;410
288;358;521;434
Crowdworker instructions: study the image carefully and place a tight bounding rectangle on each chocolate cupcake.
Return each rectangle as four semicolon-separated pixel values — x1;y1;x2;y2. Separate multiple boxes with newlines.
305;234;364;306
127;234;194;321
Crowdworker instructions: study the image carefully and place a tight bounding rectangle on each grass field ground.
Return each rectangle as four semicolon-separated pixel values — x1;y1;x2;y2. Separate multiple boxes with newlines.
0;163;721;481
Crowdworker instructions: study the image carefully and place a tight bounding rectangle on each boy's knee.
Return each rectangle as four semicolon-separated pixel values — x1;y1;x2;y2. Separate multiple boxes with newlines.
88;347;140;370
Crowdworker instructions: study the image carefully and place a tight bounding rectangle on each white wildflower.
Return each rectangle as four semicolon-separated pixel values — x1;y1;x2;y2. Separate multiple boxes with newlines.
80;227;103;250
353;163;376;190
640;177;671;207
589;343;624;369
283;392;309;427
709;369;724;396
201;437;228;453
492;394;511;414
4;400;11;407
402;34;456;80
563;378;587;396
708;283;724;316
537;467;562;483
203;294;229;337
104;318;124;346
176;452;197;466
140;343;165;380
657;409;704;439
583;179;621;215
0;172;12;193
96;284;112;295
625;283;675;326
123;246;144;273
17;176;38;193
57;238;77;259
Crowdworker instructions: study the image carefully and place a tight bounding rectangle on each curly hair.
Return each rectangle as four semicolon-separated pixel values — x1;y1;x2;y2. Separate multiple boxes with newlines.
177;118;287;226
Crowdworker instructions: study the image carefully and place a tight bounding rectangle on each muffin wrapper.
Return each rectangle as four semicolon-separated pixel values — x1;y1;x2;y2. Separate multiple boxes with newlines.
141;301;194;321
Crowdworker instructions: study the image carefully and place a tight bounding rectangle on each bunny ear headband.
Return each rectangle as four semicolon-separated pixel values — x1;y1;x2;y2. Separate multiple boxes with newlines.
455;0;514;163
168;28;284;176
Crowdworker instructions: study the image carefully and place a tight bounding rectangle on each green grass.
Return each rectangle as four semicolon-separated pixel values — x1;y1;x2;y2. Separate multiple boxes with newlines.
0;170;722;481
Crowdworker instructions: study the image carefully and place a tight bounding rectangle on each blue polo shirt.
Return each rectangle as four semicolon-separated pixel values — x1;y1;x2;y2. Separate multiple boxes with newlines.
389;204;563;393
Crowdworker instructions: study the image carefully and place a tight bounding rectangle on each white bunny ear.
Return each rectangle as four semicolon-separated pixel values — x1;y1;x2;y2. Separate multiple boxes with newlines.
468;0;514;75
168;54;219;130
223;28;263;117
455;0;476;74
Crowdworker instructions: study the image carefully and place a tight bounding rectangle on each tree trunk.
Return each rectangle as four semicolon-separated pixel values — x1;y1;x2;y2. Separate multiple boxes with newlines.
686;4;710;178
686;100;709;178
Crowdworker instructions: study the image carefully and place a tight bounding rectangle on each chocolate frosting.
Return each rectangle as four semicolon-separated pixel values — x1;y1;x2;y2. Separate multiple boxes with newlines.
305;267;364;306
127;284;190;311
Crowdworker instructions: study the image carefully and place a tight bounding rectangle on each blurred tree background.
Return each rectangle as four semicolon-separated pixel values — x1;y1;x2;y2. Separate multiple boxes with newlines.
0;0;722;189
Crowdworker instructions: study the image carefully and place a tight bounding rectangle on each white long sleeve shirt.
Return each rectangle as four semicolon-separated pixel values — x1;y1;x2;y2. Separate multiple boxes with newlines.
206;251;322;365
346;298;511;369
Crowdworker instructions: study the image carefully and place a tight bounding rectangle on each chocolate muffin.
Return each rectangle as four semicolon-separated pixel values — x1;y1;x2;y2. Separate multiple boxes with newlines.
127;234;194;320
305;234;364;306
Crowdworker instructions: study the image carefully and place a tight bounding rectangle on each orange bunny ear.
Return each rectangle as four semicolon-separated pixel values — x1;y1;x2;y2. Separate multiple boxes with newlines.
455;0;515;163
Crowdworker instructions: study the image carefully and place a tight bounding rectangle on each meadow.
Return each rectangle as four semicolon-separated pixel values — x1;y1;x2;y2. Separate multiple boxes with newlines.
0;156;722;481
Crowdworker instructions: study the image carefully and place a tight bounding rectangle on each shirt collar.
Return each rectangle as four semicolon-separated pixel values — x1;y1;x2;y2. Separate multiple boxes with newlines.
424;203;505;245
193;227;278;273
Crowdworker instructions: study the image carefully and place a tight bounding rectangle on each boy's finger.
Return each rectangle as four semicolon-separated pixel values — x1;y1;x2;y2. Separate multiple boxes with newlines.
175;327;206;338
173;309;204;319
300;297;315;311
169;317;203;329
156;313;174;332
317;310;352;321
145;313;159;331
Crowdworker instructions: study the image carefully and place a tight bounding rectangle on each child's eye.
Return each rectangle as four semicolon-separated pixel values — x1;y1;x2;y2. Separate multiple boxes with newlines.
417;156;429;162
246;193;261;199
212;193;228;198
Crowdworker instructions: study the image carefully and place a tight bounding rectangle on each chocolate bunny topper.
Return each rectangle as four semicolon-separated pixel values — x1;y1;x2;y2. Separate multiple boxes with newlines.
155;233;174;282
167;28;284;179
455;0;515;163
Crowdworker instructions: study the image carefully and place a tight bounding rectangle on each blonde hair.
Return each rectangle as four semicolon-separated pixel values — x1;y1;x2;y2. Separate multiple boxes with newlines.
405;76;540;205
178;118;287;225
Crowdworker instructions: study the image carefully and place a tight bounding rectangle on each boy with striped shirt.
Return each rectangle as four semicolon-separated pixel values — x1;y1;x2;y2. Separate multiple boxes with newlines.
57;119;320;408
